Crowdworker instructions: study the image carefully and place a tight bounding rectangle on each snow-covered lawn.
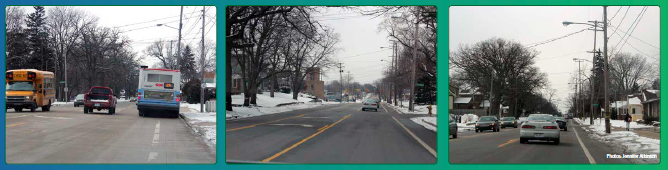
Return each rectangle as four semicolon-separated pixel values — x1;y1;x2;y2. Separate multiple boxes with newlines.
387;103;437;115
574;118;655;129
575;118;660;164
227;93;339;119
411;117;436;132
180;103;216;155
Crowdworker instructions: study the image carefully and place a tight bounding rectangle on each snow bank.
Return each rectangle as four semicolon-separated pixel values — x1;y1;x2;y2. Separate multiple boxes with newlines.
578;118;660;164
180;109;216;155
460;114;479;124
411;117;437;132
226;93;339;119
388;104;437;115
574;118;655;129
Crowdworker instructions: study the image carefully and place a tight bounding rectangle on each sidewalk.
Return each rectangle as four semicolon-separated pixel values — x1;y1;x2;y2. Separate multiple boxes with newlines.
611;126;660;140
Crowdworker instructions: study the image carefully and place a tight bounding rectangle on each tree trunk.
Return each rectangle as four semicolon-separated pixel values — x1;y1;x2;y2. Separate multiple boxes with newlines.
270;73;275;98
292;71;300;100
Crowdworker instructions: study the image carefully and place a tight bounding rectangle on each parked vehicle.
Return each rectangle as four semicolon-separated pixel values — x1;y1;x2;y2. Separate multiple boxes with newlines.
554;116;568;131
475;116;500;132
500;117;518;128
83;86;118;114
74;94;85;107
130;97;137;102
5;69;56;112
520;114;560;145
136;67;181;118
449;115;458;138
361;99;379;112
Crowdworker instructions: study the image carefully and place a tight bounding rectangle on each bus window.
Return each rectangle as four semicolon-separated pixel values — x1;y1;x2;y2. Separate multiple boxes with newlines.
147;74;173;83
6;82;34;91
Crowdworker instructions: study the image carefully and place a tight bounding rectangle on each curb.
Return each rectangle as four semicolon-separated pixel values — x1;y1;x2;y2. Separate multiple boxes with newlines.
179;112;217;156
422;118;437;128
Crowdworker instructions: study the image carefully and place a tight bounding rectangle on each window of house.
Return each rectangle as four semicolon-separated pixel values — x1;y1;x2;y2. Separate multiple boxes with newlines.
311;84;314;90
632;108;636;114
233;79;238;88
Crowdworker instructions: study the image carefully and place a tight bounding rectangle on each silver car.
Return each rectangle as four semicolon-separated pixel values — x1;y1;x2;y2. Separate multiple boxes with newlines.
361;99;378;112
520;114;560;145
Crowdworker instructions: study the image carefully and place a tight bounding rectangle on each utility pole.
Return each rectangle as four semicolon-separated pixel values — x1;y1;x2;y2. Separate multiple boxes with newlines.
177;6;183;72
199;6;205;112
409;6;419;112
574;59;584;119
338;62;344;103
603;6;611;133
393;41;398;106
586;20;602;125
489;71;493;116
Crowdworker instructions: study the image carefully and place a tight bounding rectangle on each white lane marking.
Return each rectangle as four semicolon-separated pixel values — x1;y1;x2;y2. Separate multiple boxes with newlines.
572;120;596;164
392;116;437;158
34;115;72;120
6;115;29;119
152;134;160;144
270;124;314;128
148;152;158;162
381;103;389;113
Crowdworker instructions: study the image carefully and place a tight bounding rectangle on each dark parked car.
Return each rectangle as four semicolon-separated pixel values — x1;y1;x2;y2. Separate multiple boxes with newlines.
74;94;85;107
449;115;458;138
500;117;518;128
475;116;500;132
555;116;568;131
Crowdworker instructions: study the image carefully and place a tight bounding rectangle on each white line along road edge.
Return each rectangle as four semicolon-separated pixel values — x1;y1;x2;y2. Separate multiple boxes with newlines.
572;120;596;164
392;116;437;158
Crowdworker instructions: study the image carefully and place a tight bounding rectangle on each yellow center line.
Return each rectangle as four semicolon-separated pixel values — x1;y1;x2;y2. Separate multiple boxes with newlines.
226;114;306;132
498;138;519;147
262;114;352;162
6;122;27;128
317;125;330;131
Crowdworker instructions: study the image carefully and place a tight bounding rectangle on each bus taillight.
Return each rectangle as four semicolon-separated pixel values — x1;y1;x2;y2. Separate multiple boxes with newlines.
27;72;36;80
137;92;142;100
176;93;180;102
6;72;13;80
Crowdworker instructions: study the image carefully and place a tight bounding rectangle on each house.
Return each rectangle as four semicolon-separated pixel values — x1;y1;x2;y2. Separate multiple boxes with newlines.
627;95;644;121
641;90;660;118
449;85;458;110
302;67;325;99
231;74;243;95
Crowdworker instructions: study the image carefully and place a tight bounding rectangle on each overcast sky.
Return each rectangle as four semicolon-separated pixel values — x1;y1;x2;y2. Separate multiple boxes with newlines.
22;6;217;67
317;7;395;85
449;6;660;113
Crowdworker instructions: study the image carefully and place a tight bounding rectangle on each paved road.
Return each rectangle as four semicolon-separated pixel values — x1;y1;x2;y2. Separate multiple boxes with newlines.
5;102;215;164
449;120;632;164
226;102;437;163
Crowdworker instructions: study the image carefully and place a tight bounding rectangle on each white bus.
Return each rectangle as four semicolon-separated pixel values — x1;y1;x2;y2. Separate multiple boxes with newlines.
136;66;181;118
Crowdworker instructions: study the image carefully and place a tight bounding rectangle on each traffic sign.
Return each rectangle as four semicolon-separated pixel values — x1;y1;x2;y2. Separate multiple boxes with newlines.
593;103;599;107
416;83;424;87
60;81;66;84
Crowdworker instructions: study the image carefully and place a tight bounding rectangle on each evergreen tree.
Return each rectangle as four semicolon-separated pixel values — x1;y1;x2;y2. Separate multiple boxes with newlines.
25;6;54;72
180;45;197;83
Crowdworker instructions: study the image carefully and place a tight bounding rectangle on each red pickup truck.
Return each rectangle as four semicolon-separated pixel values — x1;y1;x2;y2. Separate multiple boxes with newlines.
83;86;117;114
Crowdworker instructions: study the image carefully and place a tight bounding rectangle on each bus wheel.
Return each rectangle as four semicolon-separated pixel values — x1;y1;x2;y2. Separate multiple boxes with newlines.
42;102;51;112
30;101;36;112
172;111;180;118
15;108;22;112
109;107;115;114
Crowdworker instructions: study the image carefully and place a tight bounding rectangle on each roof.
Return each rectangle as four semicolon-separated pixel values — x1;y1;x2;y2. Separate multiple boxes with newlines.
642;89;659;102
610;101;628;109
454;97;472;104
628;97;642;105
142;68;180;72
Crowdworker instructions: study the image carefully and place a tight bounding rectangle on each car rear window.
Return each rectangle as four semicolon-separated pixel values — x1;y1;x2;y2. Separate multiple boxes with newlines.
528;115;554;121
91;88;111;95
479;117;496;121
501;117;515;121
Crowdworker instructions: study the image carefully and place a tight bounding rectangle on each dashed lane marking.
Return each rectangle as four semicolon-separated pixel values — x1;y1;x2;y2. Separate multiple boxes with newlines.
498;138;519;147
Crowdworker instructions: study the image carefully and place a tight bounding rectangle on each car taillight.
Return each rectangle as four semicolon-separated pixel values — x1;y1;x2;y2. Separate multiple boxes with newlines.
544;126;558;129
371;104;376;106
522;125;535;129
364;103;368;105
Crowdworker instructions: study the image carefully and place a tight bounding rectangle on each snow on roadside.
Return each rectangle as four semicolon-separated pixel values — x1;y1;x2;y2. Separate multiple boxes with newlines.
574;118;655;129
576;118;660;164
180;104;217;155
388;103;437;115
411;117;437;132
226;93;339;119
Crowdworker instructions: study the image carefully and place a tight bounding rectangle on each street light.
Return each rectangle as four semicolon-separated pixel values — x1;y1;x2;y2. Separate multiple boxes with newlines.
156;24;179;30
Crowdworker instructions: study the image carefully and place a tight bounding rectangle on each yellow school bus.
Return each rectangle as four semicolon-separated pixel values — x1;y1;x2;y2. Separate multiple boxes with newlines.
5;69;56;112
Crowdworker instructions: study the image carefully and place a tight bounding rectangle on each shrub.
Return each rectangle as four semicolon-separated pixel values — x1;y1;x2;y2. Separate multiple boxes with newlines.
642;116;660;125
182;78;202;104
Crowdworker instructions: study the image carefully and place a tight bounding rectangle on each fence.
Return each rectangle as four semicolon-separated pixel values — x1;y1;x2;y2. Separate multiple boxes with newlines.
205;100;216;112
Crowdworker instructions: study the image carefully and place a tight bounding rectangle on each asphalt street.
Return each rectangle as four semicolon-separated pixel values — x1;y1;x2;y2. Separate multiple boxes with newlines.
225;102;437;164
5;101;215;164
449;119;632;164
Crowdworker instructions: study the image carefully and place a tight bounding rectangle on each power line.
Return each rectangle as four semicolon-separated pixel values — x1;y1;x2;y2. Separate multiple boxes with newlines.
608;6;630;42
612;6;647;57
608;6;623;21
525;28;588;48
537;51;586;61
339;49;391;60
114;10;200;28
608;23;659;61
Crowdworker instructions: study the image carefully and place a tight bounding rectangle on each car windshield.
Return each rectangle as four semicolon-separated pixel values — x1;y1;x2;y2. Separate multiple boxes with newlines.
528;115;554;121
6;81;34;91
365;99;376;103
555;117;566;121
479;117;496;121
501;117;515;121
76;94;85;99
